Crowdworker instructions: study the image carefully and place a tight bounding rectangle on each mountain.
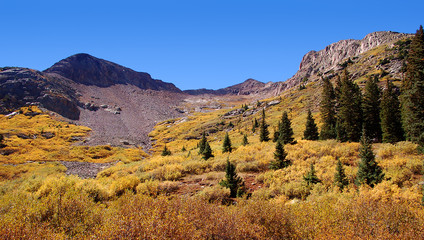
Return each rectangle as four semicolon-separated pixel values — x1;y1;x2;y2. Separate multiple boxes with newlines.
284;31;411;88
44;53;181;92
0;67;81;120
184;78;286;97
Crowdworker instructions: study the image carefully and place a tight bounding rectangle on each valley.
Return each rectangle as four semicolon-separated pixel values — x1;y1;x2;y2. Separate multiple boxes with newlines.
0;29;423;239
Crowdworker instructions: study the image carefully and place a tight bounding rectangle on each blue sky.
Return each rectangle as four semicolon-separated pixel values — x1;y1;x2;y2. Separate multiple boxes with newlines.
1;1;423;90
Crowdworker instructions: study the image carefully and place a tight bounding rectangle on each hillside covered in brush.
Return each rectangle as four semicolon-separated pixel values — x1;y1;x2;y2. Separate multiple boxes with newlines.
1;28;424;239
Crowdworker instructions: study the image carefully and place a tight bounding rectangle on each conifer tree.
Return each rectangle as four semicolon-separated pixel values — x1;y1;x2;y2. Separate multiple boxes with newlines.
161;145;171;156
320;77;337;139
273;122;281;142
198;131;207;154
337;70;363;142
401;25;424;151
242;134;249;146
380;80;404;143
278;111;295;144
202;141;214;160
334;158;349;190
252;118;258;133
270;139;290;170
259;109;270;142
303;109;319;140
219;158;244;198
0;134;5;148
222;132;232;153
356;130;384;187
362;76;382;142
303;163;321;185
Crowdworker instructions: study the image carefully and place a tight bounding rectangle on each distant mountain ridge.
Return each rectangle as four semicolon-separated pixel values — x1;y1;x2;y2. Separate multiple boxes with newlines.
184;78;286;97
44;53;181;92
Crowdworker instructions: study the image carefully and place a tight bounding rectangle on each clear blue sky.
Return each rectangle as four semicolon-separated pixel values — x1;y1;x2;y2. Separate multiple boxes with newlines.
1;0;422;90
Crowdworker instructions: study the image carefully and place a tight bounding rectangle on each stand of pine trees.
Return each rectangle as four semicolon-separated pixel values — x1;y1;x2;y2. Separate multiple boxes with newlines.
319;77;337;140
401;25;424;151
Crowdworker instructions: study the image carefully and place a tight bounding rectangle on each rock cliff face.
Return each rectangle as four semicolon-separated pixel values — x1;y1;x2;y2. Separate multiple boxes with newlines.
284;31;411;88
44;53;181;92
0;68;81;120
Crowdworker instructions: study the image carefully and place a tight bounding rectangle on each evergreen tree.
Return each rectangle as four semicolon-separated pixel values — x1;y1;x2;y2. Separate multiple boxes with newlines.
303;163;321;185
270;139;290;170
334;158;349;190
198;131;207;154
219;158;244;198
161;145;171;156
202;141;214;160
356;130;384;187
222;132;232;153
337;70;363;142
0;134;5;148
401;25;424;151
278;111;295;144
380;80;404;143
259;109;270;142
303;109;319;140
252;118;259;133
362;76;382;142
242;134;249;146
273;122;281;142
319;77;337;139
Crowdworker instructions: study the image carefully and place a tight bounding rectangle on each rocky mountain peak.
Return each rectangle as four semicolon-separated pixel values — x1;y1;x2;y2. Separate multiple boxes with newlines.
286;31;411;88
44;53;181;92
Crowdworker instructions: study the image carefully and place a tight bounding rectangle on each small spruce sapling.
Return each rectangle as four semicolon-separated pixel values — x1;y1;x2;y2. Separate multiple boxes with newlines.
219;158;244;198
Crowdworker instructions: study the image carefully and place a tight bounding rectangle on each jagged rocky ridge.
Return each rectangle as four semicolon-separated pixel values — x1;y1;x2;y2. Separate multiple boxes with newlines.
284;31;412;88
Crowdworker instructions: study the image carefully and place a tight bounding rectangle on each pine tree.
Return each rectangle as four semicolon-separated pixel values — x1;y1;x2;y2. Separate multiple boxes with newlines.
198;131;207;154
0;134;5;148
356;130;384;187
303;163;321;185
401;25;424;151
202;141;214;160
334;158;349;190
303;109;319;140
270;139;290;170
337;70;363;142
219;158;244;198
320;77;337;139
273;122;281;142
161;145;171;156
222;132;232;153
242;134;249;146
362;76;382;142
252;118;258;133
259;109;270;142
380;80;404;143
278;111;295;144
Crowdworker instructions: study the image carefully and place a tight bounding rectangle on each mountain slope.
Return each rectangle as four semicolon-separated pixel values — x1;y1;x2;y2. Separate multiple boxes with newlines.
44;53;181;92
284;31;411;88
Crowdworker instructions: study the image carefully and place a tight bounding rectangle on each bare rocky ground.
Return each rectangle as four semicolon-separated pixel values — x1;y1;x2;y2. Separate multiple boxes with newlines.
71;83;187;150
60;161;117;179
